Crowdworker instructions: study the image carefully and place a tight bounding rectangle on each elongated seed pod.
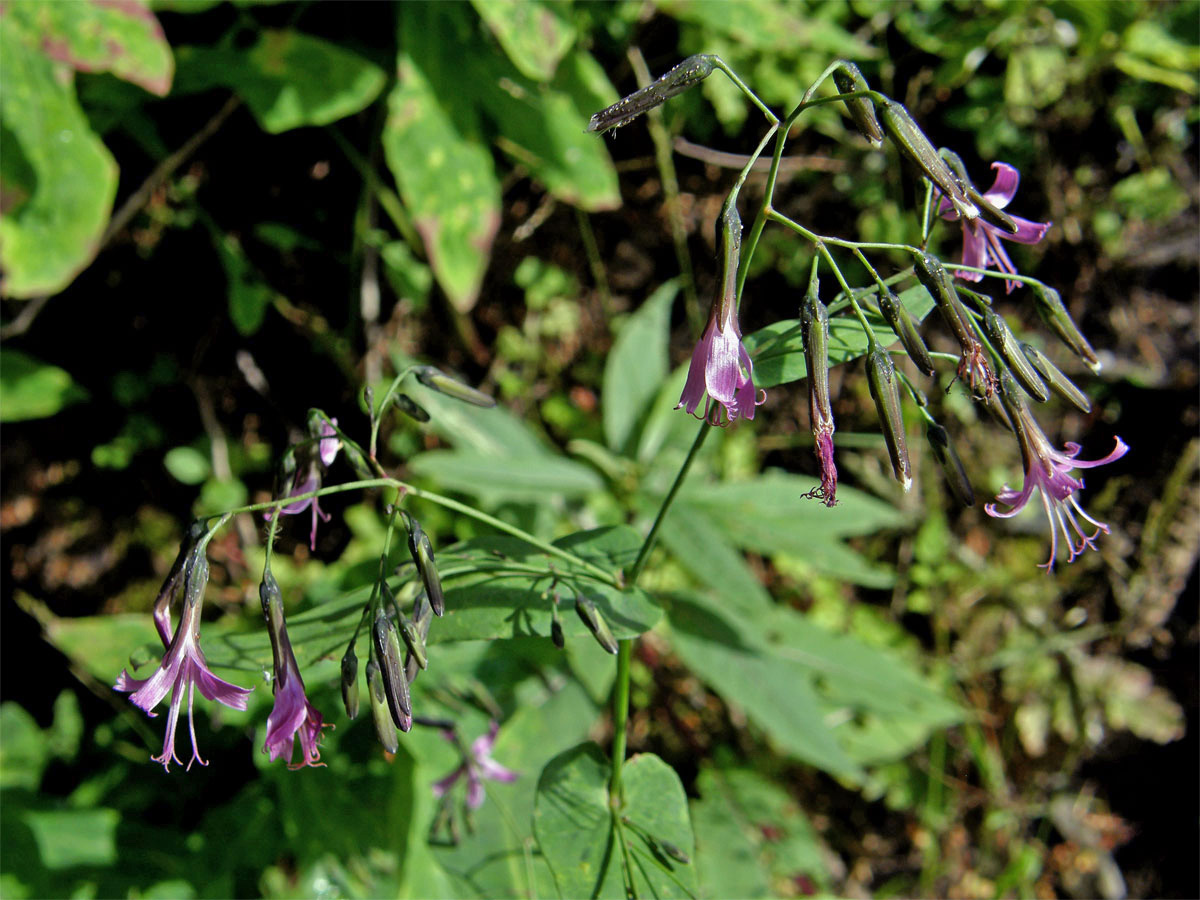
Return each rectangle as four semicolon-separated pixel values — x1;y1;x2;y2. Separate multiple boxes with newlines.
866;349;912;490
412;366;496;408
831;61;883;145
587;55;717;134
878;98;977;219
926;423;975;507
879;289;935;375
1030;284;1100;372
983;309;1049;402
402;512;445;617
1020;343;1092;413
373;613;412;731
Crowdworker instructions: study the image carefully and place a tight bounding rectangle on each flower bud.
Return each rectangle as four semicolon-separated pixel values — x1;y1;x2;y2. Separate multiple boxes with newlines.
982;309;1049;402
373;613;412;731
341;647;360;719
402;512;445;617
659;840;691;866
366;660;399;754
393;393;431;423
550;597;565;650
926;423;975;507
586;54;717;135
1020;343;1092;413
1030;284;1100;372
866;349;912;490
397;613;428;672
831;61;884;145
878;98;977;220
914;252;994;396
405;590;434;683
574;594;618;655
413;366;496;408
878;289;935;376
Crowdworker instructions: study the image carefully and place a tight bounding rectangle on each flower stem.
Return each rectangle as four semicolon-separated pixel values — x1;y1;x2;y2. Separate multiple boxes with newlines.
609;638;634;803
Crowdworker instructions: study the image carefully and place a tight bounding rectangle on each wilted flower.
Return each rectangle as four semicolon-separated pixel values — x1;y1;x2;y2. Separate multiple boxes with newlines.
938;162;1050;294
115;554;252;771
986;376;1129;569
265;416;341;551
432;721;519;810
261;571;326;769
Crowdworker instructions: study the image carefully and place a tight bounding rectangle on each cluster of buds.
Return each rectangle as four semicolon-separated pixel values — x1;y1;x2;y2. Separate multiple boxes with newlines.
588;56;1127;569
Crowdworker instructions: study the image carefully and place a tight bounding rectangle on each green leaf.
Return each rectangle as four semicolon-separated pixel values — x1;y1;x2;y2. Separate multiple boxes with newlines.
4;0;173;96
213;232;272;335
24;808;119;869
667;596;862;778
175;30;386;133
470;0;576;82
619;754;698;899
0;703;47;790
657;501;773;615
163;446;211;485
0;24;118;298
744;285;935;388
534;743;623;900
692;766;828;899
0;350;88;422
384;6;501;312
603;280;678;452
408;450;603;502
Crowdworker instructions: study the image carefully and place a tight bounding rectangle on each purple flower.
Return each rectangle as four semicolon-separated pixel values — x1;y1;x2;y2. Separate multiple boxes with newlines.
263;643;325;769
115;556;252;771
677;293;764;425
265;417;341;551
431;721;519;810
986;389;1128;570
939;162;1051;294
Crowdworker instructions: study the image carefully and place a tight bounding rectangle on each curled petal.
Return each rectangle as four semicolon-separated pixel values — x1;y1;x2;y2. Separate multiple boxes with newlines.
983;162;1021;208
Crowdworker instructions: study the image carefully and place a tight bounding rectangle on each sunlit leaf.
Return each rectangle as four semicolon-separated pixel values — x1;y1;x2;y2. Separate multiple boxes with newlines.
470;0;576;82
0;350;89;422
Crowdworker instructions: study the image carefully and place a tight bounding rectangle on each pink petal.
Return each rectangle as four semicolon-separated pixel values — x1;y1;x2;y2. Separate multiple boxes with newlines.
1004;214;1051;245
704;323;742;404
983;162;1021;208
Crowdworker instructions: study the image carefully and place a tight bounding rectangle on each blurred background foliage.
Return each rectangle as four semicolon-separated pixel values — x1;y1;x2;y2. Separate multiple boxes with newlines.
1;0;1196;897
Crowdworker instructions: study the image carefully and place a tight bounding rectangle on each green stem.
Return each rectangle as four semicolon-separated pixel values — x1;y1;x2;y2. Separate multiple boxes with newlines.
711;57;778;125
609;638;633;802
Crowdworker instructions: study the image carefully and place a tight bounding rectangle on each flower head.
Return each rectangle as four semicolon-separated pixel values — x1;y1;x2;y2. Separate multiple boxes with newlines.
261;571;326;768
939;162;1050;294
115;553;252;771
265;416;341;551
677;295;764;425
431;721;519;810
986;377;1128;569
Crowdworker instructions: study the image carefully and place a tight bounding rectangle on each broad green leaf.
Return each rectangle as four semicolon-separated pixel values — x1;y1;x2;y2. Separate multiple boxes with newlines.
692;766;828;899
24;809;119;869
470;0;576;82
667;596;861;777
0;703;46;790
408;450;603;502
657;501;773;615
744;284;936;388
603;280;678;452
385;6;501;311
4;0;173;96
619;754;698;899
175;31;386;133
534;743;623;900
0;24;118;298
0;350;88;422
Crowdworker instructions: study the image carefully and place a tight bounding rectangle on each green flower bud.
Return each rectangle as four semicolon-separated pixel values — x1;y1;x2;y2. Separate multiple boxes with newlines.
550;594;565;649
406;591;434;684
373;613;412;732
393;393;431;423
913;252;994;396
866;349;912;490
341;647;360;720
397;613;427;672
1020;343;1092;413
402;512;444;617
659;840;691;866
366;661;399;754
878;98;977;220
926;423;975;507
586;55;717;135
982;309;1049;402
831;61;883;145
413;366;496;408
574;594;618;655
1030;284;1100;372
879;289;935;376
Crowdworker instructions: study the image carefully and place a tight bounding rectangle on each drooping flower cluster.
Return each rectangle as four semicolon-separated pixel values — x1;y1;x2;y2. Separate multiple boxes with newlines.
115;547;252;772
265;414;342;551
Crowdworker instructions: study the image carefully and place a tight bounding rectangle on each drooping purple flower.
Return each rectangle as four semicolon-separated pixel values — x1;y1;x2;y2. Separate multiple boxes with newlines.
939;162;1051;294
260;570;326;768
115;555;252;771
265;416;341;551
431;721;519;810
677;293;764;425
986;379;1128;570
